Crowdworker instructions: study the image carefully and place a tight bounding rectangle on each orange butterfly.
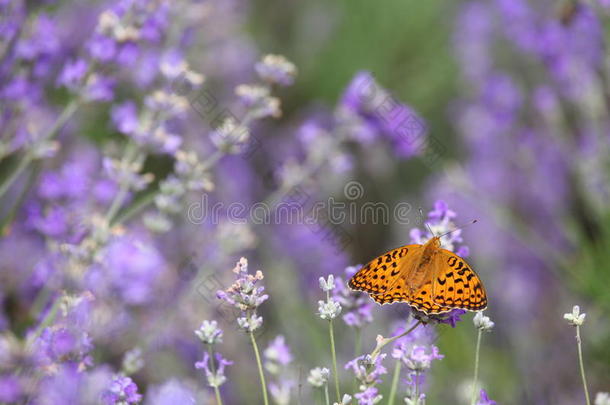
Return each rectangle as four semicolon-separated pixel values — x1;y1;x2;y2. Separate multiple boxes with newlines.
348;234;487;315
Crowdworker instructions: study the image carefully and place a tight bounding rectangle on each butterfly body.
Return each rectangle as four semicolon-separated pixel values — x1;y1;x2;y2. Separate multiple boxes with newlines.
348;236;487;315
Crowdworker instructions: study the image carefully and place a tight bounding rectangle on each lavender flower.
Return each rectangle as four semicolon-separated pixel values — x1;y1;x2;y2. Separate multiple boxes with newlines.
400;345;444;372
195;320;224;345
339;71;427;158
144;380;196;405
335;394;353;405
307;367;330;387
332;265;373;328
264;336;295;404
0;375;22;403
255;54;297;86
264;335;293;374
195;352;233;388
355;387;382;405
476;389;497;405
217;257;268;333
268;379;294;405
387;322;443;404
102;375;142;405
345;354;387;404
194;318;229;403
121;347;144;376
318;275;342;320
473;311;495;332
33;326;93;370
564;305;586;326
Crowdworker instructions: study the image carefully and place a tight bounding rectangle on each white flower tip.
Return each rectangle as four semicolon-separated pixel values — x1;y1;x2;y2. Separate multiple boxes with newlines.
564;304;586;326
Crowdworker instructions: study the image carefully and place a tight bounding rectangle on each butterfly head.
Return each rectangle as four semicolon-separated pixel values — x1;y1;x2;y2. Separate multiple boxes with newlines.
423;235;442;253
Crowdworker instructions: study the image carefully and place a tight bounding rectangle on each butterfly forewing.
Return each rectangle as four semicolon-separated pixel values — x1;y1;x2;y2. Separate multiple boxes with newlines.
348;244;420;295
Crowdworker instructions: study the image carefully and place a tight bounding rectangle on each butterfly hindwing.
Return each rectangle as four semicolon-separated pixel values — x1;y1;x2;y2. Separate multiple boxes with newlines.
348;244;420;295
432;249;487;311
409;282;453;314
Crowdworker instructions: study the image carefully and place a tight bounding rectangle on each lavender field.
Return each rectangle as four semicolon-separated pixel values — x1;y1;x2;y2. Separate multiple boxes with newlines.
1;0;610;404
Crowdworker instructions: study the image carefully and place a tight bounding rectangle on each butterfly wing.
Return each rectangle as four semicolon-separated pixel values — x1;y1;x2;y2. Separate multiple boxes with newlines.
348;244;421;296
430;249;488;312
406;281;453;314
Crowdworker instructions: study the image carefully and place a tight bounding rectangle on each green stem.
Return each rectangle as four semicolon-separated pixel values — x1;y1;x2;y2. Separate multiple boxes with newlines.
0;161;41;234
0;100;79;199
324;383;330;405
471;330;482;405
111;188;157;225
354;328;362;358
414;371;420;404
352;328;362;398
27;297;62;349
329;319;341;402
105;143;140;223
207;345;224;405
387;358;403;405
249;331;270;405
576;326;591;405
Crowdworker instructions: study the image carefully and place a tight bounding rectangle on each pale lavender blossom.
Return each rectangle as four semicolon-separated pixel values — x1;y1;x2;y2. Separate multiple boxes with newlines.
264;335;293;374
144;380;196;405
355;386;382;405
195;352;233;388
255;54;297;86
216;257;268;333
346;354;387;405
307;367;330;387
195;320;224;345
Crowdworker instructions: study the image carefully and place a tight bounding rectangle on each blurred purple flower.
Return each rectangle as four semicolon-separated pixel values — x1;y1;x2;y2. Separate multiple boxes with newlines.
87;34;117;62
111;101;139;135
264;335;293;369
340;71;427;158
145;380;196;405
34;326;93;369
345;354;387;387
36;364;112;404
102;375;142;405
57;59;88;89
332;265;374;328
96;236;165;305
255;54;297;86
0;375;22;403
269;379;294;405
476;389;497;405
84;75;115;102
354;386;382;405
438;309;467;328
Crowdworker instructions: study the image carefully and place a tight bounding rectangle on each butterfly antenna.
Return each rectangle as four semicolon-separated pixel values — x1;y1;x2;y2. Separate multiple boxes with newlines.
418;208;436;236
439;219;478;238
